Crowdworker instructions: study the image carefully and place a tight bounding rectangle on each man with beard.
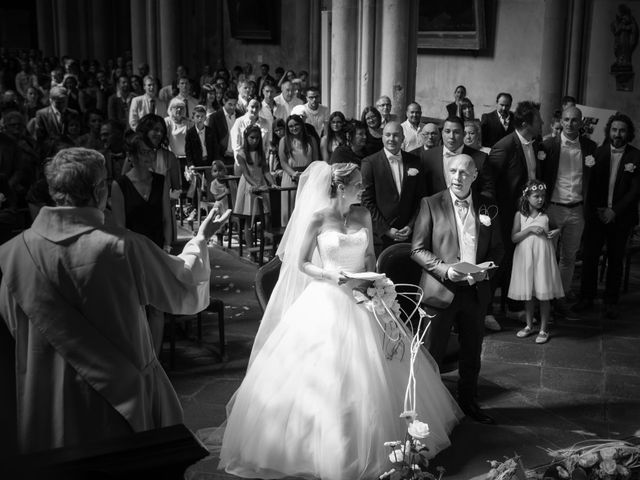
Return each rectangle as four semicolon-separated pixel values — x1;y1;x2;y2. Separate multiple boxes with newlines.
573;113;640;319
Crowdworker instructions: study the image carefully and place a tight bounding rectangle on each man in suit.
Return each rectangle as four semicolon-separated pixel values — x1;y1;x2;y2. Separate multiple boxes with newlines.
185;105;219;220
256;63;276;97
573;113;640;319
414;116;487;197
361;121;424;255
174;76;199;119
186;105;218;169
128;75;167;131
480;92;515;148
209;90;240;168
412;154;504;424
481;101;543;319
539;106;597;316
34;86;80;149
413;115;497;330
107;74;135;128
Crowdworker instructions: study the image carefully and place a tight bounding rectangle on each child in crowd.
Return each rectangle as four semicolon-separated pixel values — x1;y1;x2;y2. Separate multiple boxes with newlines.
234;125;276;254
508;179;563;344
209;159;230;212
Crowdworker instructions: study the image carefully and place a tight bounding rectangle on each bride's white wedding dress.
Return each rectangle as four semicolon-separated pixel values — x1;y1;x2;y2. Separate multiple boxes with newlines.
217;228;462;480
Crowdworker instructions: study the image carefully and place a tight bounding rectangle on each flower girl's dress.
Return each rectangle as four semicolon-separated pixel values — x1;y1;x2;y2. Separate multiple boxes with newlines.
215;228;462;480
508;213;564;301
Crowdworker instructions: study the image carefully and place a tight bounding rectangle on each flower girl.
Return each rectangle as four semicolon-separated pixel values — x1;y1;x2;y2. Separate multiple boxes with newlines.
508;180;564;344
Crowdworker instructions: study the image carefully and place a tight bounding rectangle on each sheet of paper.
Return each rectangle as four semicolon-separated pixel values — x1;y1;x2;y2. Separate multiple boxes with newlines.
451;261;497;274
341;271;386;281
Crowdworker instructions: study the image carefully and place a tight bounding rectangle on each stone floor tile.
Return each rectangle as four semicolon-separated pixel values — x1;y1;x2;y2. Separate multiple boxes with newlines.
540;366;603;395
605;372;640;399
482;340;543;365
604;350;640;376
195;379;242;406
181;398;227;432
602;335;640;354
542;339;603;371
481;360;541;392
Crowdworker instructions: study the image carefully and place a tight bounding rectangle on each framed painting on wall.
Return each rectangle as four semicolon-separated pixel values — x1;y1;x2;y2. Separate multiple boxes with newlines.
417;0;486;50
227;0;280;42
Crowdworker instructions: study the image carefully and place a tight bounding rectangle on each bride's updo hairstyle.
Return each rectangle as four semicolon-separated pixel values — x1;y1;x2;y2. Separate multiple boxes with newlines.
329;162;360;197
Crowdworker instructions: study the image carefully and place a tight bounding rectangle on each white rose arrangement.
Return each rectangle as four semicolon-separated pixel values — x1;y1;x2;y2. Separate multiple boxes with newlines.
486;438;640;480
537;151;547;161
624;162;636;173
407;168;419;177
479;214;491;227
585;155;596;167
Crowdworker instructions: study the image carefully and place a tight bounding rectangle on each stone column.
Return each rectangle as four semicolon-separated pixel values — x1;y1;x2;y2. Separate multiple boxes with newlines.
564;0;586;99
76;0;89;60
36;0;55;57
330;0;358;117
158;0;180;86
90;1;109;64
308;0;322;88
130;0;147;75
539;1;570;126
379;0;411;118
146;0;159;79
357;0;376;115
55;0;71;57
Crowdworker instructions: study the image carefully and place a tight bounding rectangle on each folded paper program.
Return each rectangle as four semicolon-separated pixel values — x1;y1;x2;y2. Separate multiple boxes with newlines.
451;261;498;275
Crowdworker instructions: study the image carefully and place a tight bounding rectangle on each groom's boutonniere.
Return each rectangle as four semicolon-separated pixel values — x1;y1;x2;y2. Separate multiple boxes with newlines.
407;168;419;177
537;151;546;161
584;155;595;167
624;162;636;173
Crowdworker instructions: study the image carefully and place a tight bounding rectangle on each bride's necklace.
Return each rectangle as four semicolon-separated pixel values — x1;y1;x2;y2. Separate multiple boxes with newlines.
341;209;350;227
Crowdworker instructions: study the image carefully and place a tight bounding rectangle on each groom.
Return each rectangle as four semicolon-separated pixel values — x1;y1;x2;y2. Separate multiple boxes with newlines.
361;121;424;255
411;154;503;424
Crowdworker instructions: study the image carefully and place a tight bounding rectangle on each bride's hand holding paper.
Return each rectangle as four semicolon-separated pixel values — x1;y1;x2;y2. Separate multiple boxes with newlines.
341;271;385;290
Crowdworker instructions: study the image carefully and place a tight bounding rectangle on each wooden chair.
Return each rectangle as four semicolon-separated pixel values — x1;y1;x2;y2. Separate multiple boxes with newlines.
376;242;460;374
255;257;282;311
165;297;226;369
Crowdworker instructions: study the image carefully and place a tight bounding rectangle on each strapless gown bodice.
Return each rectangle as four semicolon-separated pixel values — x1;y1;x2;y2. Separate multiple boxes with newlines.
317;228;368;272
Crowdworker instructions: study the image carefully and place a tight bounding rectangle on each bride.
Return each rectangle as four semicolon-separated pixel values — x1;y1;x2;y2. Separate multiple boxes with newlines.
211;161;462;480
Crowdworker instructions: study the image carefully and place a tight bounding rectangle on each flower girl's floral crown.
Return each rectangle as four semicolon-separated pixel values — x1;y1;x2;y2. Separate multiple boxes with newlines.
522;182;547;197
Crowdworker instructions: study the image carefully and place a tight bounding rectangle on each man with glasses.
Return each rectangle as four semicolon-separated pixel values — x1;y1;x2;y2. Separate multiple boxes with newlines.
376;95;397;127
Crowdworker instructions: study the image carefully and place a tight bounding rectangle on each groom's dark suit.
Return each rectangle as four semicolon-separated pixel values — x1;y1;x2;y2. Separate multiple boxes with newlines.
480;110;514;148
361;149;424;253
411;189;503;402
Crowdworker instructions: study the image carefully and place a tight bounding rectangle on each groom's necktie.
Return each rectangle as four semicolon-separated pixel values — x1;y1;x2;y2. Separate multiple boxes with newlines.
388;154;402;194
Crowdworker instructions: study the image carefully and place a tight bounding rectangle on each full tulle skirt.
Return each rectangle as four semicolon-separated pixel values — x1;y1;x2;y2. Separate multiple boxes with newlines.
215;279;462;480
